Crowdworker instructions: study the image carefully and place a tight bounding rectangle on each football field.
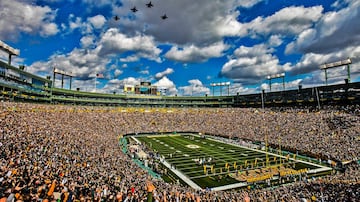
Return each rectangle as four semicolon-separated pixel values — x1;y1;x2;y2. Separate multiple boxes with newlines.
135;133;331;190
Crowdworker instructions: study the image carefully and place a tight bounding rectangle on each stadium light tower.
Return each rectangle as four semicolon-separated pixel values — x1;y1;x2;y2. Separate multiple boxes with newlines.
266;73;285;92
319;58;352;85
0;40;20;65
210;82;230;96
53;68;73;89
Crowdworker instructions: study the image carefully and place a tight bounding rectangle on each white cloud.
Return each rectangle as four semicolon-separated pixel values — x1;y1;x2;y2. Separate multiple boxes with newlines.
99;78;133;94
268;35;283;47
285;29;317;54
81;0;111;8
179;79;210;96
290;45;360;76
155;68;174;80
28;48;108;79
213;11;247;37
0;0;59;40
165;42;229;63
246;6;323;37
80;35;95;48
229;83;257;95
67;14;106;35
40;23;59;37
114;69;123;77
139;70;149;75
113;0;248;45
119;55;140;62
236;0;263;8
152;76;178;95
87;15;106;29
331;0;355;9
101;77;142;94
122;77;141;86
69;15;83;31
221;44;291;84
285;2;360;54
97;28;162;62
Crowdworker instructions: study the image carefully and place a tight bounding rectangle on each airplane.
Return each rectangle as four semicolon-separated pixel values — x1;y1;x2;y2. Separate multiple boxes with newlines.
131;6;138;12
146;1;153;8
161;14;168;20
113;15;120;21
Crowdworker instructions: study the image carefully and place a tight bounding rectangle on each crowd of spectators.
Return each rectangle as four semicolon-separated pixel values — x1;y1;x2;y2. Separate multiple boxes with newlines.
0;102;359;201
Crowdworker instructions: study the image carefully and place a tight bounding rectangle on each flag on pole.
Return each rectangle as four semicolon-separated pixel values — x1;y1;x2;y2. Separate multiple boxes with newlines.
96;73;104;78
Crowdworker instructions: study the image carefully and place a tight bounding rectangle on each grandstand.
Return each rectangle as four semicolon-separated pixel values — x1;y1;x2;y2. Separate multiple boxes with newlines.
0;58;359;107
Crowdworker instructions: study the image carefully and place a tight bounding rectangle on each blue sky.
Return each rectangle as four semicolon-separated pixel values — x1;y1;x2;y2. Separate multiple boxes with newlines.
0;0;359;96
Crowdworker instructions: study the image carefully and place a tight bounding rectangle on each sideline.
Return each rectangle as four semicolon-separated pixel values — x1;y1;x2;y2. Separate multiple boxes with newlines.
162;160;202;190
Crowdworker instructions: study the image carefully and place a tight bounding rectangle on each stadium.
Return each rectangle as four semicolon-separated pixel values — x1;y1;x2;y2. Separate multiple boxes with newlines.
1;0;360;201
0;40;359;201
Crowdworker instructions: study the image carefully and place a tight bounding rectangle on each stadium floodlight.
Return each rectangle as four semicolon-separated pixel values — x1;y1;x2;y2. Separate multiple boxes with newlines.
266;72;285;92
53;67;73;90
0;40;20;65
210;82;231;96
319;58;352;85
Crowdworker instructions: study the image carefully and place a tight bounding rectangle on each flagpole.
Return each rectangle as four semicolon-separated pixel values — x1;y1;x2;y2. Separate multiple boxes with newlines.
94;76;97;92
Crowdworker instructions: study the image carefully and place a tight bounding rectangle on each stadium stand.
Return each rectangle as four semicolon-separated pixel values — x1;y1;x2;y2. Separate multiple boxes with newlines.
0;60;359;201
0;102;359;201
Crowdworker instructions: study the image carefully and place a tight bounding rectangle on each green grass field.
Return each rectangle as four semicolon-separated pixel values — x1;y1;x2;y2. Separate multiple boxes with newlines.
135;133;328;190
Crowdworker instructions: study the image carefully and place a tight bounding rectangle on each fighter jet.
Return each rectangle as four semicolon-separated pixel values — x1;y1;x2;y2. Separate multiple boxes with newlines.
113;15;120;21
161;14;168;20
131;7;138;12
146;1;153;8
